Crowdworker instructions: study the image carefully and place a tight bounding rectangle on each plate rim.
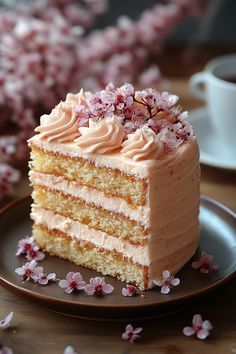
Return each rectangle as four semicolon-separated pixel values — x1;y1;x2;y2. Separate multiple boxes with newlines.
188;106;236;171
0;195;236;311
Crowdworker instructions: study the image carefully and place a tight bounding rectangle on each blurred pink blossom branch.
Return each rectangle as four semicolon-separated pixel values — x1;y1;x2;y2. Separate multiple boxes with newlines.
0;0;209;201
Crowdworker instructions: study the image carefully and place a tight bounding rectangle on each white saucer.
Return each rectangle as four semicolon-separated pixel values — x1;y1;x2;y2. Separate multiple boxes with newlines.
188;107;236;171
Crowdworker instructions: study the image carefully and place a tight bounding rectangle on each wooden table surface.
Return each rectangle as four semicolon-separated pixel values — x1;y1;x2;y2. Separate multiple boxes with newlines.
1;52;236;354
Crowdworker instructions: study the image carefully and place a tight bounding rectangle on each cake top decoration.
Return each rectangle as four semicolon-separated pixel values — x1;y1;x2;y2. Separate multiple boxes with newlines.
35;83;194;160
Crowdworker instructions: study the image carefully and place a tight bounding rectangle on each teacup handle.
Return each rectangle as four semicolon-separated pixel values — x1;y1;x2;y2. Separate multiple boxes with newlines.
189;72;206;101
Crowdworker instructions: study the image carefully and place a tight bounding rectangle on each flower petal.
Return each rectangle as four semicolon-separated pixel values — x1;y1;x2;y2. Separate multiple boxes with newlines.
15;267;24;275
77;281;86;290
200;268;209;274
171;278;180;286
1;346;13;354
38;278;48;285
122;288;128;296
59;279;68;289
183;326;195;336
84;284;95;295
153;279;163;287
0;312;13;330
65;287;73;294
122;333;129;340
163;270;170;279
64;346;77;354
47;273;56;280
191;261;201;269
196;329;209;340
193;314;203;327
202;320;213;331
133;327;143;334
73;272;83;283
94;277;103;285
36;251;45;261
130;334;140;342
161;285;170;294
66;272;75;280
125;324;134;332
102;284;114;294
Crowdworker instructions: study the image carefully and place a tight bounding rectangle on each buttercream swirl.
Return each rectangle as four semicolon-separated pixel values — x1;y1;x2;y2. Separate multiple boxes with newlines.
121;128;163;161
75;116;124;154
35;91;85;143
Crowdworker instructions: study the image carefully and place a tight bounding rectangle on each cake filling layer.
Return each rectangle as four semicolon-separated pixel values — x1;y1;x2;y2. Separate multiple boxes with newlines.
33;222;199;290
31;206;151;265
31;206;199;267
33;224;149;290
29;170;151;227
30;145;147;206
32;185;148;245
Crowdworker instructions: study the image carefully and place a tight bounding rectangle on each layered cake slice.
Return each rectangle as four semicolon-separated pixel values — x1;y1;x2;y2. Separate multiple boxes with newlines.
28;83;200;290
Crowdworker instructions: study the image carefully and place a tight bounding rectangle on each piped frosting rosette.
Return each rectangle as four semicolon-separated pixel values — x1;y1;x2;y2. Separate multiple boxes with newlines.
121;128;163;161
35;90;86;143
75;116;124;154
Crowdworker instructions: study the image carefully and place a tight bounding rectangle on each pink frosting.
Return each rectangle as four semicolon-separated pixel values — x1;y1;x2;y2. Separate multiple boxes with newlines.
75;116;124;154
35;91;84;143
121;128;163;161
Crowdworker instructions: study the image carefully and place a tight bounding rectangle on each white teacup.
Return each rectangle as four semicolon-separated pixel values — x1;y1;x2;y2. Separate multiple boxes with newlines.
190;54;236;156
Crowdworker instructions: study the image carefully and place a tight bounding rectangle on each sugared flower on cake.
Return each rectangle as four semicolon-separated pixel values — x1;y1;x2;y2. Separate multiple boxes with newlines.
33;83;195;159
84;277;114;296
153;270;180;294
121;127;163;161
75;116;124;154
183;314;213;340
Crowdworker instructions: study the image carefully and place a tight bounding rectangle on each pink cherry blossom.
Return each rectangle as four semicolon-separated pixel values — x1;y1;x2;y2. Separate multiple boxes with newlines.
122;324;143;343
59;272;86;294
32;272;56;285
153;270;180;294
16;236;45;261
183;314;213;340
15;260;41;281
15;260;56;285
160;91;179;108
192;252;219;273
0;346;13;354
0;312;13;330
122;285;138;297
64;346;77;354
136;88;159;108
84;277;114;296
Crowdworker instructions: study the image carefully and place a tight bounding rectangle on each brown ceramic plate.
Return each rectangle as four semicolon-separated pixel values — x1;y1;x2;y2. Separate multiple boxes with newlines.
0;196;236;321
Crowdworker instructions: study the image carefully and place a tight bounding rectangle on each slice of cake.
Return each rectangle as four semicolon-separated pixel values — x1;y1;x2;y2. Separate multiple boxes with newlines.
28;83;200;290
